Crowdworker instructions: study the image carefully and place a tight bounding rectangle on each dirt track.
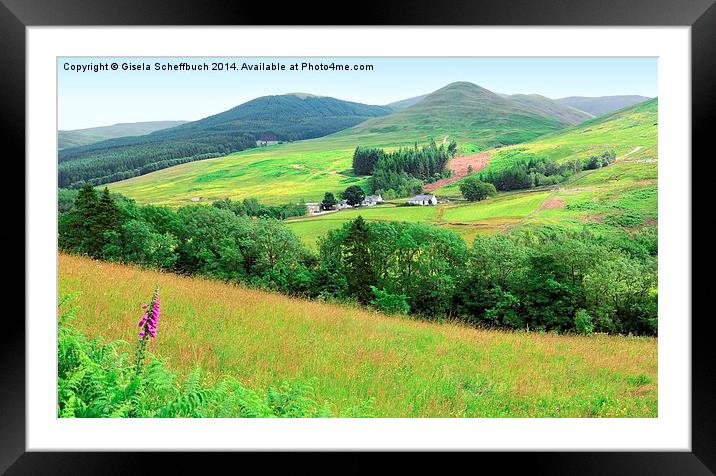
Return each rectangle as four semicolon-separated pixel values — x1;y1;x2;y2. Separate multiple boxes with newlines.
424;153;490;193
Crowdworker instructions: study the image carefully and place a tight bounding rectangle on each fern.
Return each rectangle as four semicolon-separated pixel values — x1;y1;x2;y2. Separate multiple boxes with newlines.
58;294;342;418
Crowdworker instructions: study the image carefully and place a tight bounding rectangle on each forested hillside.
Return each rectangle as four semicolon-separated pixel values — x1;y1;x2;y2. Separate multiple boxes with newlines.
58;94;391;187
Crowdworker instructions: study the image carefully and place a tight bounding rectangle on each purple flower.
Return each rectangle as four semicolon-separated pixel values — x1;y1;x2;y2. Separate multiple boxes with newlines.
138;288;161;339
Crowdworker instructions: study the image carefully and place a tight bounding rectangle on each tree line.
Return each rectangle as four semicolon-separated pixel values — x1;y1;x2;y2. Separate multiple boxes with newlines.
478;149;617;191
352;140;457;197
59;185;657;336
212;197;307;220
59;135;255;188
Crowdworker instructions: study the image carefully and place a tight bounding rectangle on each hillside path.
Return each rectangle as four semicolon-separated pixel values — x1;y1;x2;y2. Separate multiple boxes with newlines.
618;146;643;161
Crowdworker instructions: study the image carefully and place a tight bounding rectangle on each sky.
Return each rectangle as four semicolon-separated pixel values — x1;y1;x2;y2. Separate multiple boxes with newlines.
58;57;657;130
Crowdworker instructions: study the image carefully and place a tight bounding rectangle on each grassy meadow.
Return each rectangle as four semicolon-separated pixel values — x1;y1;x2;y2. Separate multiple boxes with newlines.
108;139;368;206
285;192;550;248
59;253;658;418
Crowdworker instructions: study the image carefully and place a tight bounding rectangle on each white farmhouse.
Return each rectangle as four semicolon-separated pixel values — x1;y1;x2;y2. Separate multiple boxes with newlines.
362;194;383;206
407;194;438;206
306;202;322;215
256;140;279;147
335;199;352;210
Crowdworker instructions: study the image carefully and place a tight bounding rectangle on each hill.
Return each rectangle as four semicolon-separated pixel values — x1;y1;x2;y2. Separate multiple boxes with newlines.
286;98;658;247
556;95;651;117
59;253;657;418
342;82;587;148
58;94;392;188
431;98;657;235
107;82;595;206
58;120;188;149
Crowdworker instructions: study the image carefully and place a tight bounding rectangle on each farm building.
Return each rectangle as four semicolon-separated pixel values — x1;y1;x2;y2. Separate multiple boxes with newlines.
362;194;383;206
306;203;322;215
407;194;438;206
256;133;279;147
335;200;352;210
256;139;279;147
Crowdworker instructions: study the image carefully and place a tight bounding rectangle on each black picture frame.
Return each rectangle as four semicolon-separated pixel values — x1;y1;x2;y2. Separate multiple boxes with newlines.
3;0;712;472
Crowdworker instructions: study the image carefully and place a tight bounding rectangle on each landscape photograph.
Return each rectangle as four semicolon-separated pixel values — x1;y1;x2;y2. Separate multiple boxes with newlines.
57;57;658;418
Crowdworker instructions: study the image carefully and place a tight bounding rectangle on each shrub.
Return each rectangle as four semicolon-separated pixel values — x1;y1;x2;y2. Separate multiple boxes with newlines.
574;309;595;335
459;177;497;202
605;211;645;228
370;286;410;315
626;374;652;386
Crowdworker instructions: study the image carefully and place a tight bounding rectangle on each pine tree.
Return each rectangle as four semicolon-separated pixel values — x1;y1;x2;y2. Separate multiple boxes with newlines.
59;183;100;254
94;187;122;257
96;188;120;233
343;216;376;303
58;184;125;258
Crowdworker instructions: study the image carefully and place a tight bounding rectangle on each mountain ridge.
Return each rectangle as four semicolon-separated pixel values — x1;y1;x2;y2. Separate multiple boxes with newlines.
556;95;651;117
339;81;588;149
58;120;188;149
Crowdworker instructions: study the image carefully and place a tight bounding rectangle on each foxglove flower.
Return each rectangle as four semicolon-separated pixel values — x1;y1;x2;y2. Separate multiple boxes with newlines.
138;288;160;339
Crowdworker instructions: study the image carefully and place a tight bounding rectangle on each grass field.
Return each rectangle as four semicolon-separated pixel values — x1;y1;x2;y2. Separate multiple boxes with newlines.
109;140;369;206
442;191;550;223
286;192;552;248
285;203;440;247
59;253;658;418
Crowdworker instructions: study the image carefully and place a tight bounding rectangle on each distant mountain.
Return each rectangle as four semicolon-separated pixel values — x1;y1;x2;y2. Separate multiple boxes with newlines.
505;94;593;125
386;94;428;110
58;121;188;149
556;95;651;117
58;94;392;188
343;81;584;148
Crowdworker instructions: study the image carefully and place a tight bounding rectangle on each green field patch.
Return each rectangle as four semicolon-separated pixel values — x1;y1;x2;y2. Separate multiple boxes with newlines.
443;192;549;223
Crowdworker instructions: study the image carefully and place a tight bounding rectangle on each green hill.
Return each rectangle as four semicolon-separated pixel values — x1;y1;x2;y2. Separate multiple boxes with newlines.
58;94;392;188
58;121;188;149
426;98;658;237
486;97;658;168
341;82;588;149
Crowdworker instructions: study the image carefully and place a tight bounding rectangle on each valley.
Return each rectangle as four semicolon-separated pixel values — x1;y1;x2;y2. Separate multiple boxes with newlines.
57;72;659;419
107;82;652;211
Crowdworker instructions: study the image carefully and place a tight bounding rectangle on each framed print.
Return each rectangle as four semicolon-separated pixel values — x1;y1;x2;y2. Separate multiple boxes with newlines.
3;0;714;472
